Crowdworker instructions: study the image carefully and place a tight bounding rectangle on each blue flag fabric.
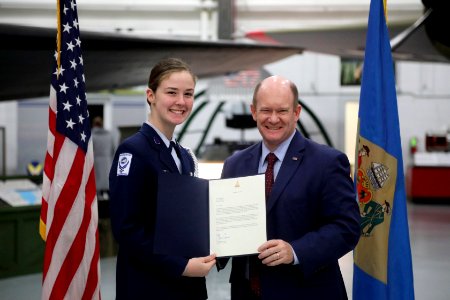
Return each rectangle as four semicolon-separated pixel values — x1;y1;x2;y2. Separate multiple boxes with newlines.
353;0;414;299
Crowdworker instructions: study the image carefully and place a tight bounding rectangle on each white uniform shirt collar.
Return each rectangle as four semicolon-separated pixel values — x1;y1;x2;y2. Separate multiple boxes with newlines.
146;121;176;147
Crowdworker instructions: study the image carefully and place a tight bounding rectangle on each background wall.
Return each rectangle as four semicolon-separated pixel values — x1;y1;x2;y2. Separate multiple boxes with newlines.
8;53;450;175
0;102;18;175
1;0;449;175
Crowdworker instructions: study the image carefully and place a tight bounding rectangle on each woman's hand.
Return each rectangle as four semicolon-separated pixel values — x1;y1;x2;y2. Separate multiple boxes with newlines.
182;253;217;277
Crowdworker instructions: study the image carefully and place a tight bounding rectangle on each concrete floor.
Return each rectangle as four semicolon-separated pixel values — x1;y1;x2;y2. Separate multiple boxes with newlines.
1;202;449;300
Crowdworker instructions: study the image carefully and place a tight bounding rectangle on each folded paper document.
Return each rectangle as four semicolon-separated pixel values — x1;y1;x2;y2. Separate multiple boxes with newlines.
154;173;267;258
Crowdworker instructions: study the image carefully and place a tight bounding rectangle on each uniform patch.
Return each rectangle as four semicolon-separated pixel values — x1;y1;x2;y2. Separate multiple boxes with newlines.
117;153;132;176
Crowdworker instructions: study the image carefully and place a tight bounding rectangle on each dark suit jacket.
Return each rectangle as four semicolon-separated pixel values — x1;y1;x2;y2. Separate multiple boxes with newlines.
109;123;207;300
220;131;360;300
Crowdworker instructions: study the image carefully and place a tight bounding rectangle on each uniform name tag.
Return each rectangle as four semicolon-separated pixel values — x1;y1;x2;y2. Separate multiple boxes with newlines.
117;153;132;176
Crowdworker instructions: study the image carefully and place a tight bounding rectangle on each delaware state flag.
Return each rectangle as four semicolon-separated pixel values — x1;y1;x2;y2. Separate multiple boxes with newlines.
353;0;414;299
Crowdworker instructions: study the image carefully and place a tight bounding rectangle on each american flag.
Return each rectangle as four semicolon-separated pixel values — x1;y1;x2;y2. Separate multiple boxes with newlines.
39;0;101;299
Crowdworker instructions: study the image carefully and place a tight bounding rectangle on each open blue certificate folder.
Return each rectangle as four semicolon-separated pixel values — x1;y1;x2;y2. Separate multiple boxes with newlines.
154;173;267;258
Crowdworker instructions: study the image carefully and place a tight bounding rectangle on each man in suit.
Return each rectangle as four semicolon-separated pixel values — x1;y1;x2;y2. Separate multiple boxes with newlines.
219;75;360;299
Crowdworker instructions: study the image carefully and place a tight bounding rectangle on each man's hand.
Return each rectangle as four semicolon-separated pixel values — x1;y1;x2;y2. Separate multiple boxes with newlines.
182;253;217;277
258;239;294;266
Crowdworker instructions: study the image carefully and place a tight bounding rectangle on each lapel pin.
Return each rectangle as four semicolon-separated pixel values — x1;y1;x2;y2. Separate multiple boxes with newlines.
153;137;161;144
292;156;298;161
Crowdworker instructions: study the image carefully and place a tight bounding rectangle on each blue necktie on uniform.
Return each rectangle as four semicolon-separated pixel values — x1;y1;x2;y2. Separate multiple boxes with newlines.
169;141;183;173
170;141;182;159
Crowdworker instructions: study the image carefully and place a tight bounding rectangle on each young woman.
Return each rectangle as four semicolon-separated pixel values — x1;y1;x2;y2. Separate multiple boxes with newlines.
109;58;216;299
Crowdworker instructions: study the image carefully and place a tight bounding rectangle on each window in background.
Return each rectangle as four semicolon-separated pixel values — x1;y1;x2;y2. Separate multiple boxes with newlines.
341;59;363;86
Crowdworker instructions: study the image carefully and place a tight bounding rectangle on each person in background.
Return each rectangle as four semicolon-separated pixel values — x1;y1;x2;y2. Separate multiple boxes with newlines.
91;116;117;257
91;116;115;200
109;58;216;299
218;75;360;299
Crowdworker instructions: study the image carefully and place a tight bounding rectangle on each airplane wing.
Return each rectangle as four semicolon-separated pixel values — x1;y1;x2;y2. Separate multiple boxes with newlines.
245;2;449;64
246;23;446;63
0;24;302;102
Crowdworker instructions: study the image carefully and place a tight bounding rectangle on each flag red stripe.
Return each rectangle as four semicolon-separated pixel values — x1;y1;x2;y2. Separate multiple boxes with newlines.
40;199;49;231
48;106;56;136
82;170;101;300
41;106;57;237
42;120;64;205
52;129;66;170
43;144;86;279
49;161;97;300
43;152;55;183
82;228;101;300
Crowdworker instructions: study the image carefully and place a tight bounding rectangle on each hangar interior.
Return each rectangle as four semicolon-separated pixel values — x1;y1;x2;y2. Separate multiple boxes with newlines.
0;1;449;299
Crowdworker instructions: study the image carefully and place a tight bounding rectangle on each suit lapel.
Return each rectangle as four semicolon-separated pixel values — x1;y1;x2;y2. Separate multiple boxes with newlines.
267;131;306;213
244;143;262;176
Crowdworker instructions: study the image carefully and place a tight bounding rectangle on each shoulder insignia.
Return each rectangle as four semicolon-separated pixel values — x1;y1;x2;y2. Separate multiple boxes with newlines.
117;153;132;176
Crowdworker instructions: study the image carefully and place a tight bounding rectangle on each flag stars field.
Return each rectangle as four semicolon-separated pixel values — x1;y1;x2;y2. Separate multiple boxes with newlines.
59;83;68;93
66;41;75;51
69;59;77;70
63;23;71;33
63;101;72;111
65;118;75;129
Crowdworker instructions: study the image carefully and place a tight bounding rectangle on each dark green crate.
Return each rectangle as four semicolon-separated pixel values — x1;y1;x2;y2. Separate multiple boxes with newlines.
0;203;117;279
0;205;44;279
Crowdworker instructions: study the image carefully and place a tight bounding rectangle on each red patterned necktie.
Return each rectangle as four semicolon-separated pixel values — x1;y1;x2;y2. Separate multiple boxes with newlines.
250;152;278;297
265;153;277;199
